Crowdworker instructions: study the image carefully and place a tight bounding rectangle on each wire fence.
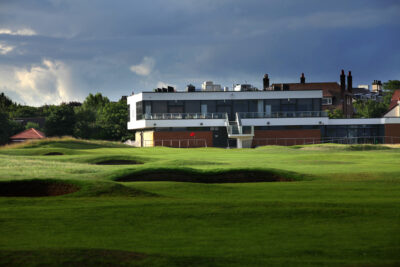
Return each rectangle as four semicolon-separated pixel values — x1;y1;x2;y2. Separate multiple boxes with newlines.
253;136;400;146
142;136;400;148
144;139;208;148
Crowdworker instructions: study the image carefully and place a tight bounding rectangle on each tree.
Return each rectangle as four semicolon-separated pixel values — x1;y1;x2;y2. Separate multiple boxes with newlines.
82;93;110;110
382;80;400;106
0;111;24;145
353;100;388;118
25;122;41;130
10;105;42;118
0;92;14;112
44;104;76;137
96;100;131;141
73;106;99;139
326;109;343;119
383;80;400;92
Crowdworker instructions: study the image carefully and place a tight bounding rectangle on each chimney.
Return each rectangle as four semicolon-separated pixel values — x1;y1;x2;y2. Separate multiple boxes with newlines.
263;74;270;90
347;71;353;92
300;73;306;84
340;69;346;92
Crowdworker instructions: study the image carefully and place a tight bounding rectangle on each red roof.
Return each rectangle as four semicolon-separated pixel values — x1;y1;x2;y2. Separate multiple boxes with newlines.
271;82;352;99
10;128;46;140
388;90;400;111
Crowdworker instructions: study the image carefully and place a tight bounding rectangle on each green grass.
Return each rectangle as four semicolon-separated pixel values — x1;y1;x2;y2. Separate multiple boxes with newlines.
0;138;400;266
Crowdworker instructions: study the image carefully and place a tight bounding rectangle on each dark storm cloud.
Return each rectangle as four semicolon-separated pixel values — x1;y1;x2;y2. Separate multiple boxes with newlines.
0;0;399;105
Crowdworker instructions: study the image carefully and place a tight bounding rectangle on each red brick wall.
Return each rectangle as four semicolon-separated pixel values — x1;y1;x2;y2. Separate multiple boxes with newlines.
253;129;321;146
385;124;400;144
153;131;213;148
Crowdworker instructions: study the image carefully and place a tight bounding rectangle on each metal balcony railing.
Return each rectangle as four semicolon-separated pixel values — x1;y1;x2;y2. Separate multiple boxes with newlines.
141;112;227;120
238;111;328;119
226;125;254;136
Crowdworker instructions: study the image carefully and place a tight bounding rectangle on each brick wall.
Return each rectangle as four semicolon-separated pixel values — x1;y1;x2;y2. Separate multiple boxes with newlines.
153;131;213;148
253;129;321;146
385;124;400;144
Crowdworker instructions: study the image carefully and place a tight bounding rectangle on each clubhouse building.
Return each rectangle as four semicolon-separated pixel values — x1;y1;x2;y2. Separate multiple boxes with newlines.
127;71;400;148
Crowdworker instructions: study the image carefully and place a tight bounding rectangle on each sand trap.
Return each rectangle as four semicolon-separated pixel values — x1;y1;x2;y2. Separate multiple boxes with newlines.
117;170;293;183
95;160;142;165
0;180;79;197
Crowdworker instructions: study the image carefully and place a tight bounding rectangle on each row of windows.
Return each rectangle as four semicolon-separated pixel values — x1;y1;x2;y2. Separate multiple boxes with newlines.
136;99;321;120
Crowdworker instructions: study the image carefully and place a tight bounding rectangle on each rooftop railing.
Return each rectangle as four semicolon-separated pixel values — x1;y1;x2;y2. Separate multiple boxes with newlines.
141;112;227;120
238;111;328;119
139;111;328;120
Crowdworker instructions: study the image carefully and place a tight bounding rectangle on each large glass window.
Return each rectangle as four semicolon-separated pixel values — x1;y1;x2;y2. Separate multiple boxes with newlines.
265;99;280;112
203;101;216;113
313;98;321;111
233;100;248;113
136;101;143;120
185;101;200;113
297;99;313;111
152;101;168;113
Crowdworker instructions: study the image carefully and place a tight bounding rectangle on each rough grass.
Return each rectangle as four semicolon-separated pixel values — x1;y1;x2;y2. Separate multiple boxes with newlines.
0;140;400;266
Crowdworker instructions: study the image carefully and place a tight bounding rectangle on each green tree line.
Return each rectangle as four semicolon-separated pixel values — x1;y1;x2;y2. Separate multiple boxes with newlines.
0;92;133;145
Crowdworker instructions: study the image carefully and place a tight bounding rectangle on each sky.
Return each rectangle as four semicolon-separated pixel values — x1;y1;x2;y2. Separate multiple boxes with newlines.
0;0;399;106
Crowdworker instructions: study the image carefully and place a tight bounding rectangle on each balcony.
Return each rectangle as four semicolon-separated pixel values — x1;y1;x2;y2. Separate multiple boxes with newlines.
238;111;328;119
139;112;227;120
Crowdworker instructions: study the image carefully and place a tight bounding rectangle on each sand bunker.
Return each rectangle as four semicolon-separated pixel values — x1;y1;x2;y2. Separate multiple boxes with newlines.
117;170;293;183
0;180;79;197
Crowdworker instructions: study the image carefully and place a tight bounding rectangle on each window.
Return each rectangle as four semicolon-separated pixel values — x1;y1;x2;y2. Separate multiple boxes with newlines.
322;97;332;105
136;101;143;120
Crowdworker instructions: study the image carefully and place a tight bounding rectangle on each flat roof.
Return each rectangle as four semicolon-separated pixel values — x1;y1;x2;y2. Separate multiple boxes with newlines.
128;90;323;103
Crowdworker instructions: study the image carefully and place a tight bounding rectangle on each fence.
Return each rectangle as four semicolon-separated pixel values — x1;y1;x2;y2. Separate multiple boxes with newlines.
253;136;400;147
143;138;208;148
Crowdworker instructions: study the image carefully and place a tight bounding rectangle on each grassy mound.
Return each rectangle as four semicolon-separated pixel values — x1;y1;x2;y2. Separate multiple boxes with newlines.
94;159;142;165
291;143;392;151
1;137;129;150
0;179;79;197
77;182;159;197
115;167;304;183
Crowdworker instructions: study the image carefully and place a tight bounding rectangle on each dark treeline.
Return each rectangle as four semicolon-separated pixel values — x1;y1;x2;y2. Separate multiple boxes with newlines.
0;92;133;145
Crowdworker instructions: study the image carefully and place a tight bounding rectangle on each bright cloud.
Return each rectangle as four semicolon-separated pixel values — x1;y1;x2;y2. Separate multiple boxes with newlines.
0;28;37;36
130;57;155;76
0;59;84;106
0;42;14;55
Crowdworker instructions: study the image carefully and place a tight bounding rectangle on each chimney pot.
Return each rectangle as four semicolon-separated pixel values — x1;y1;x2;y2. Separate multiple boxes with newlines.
300;73;306;84
263;73;270;90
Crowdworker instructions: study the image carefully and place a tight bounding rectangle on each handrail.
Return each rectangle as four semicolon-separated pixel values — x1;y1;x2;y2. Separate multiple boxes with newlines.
238;111;328;118
141;112;227;120
226;125;254;136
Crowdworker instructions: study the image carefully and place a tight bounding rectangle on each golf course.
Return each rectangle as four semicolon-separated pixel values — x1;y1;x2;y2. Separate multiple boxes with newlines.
0;138;399;266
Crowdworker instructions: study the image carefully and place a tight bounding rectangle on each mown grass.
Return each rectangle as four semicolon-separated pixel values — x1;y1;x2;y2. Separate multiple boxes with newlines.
0;138;399;266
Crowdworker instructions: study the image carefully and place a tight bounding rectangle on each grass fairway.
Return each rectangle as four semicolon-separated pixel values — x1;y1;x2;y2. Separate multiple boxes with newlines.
0;139;399;266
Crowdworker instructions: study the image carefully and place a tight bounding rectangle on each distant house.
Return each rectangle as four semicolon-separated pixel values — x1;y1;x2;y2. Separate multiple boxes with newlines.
269;70;354;118
384;90;400;118
10;128;46;143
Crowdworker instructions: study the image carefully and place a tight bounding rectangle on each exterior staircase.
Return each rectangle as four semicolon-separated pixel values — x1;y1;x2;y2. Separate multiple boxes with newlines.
225;113;254;148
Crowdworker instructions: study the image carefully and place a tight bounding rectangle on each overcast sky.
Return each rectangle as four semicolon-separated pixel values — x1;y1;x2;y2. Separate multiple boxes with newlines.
0;0;399;106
